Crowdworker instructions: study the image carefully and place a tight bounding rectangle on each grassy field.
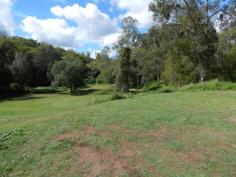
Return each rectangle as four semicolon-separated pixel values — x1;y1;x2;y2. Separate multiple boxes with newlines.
0;85;236;177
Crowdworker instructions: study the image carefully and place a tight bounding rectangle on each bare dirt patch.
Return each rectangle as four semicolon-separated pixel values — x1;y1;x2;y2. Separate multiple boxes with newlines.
229;116;236;124
52;126;97;142
53;130;80;141
68;143;143;177
141;127;167;139
52;125;159;176
83;126;96;134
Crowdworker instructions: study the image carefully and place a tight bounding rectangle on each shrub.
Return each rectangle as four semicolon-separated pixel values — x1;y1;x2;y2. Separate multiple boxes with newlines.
181;80;236;91
158;87;175;93
142;81;161;92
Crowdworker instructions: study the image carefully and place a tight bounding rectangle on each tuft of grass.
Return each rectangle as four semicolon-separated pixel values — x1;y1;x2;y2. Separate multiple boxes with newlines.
142;81;175;93
157;87;176;93
181;80;236;91
111;94;126;100
142;81;161;92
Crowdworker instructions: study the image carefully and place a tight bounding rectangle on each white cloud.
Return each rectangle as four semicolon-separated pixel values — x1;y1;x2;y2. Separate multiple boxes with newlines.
111;0;153;28
22;17;80;48
22;3;119;49
103;32;119;46
0;0;14;34
90;49;101;59
51;3;117;39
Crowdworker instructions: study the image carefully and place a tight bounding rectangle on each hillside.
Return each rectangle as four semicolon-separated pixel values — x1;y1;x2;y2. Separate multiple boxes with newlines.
0;85;236;177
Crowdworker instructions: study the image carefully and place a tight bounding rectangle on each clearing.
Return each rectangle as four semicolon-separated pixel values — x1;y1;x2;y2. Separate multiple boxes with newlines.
0;85;236;177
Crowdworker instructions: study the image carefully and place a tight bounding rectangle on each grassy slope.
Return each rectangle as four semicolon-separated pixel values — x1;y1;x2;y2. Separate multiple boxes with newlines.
0;85;236;177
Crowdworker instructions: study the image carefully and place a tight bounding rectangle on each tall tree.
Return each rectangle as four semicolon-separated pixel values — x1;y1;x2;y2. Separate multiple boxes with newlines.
32;44;61;86
10;52;34;90
115;16;142;50
149;0;227;83
217;28;236;81
0;36;15;87
116;47;132;92
51;60;87;93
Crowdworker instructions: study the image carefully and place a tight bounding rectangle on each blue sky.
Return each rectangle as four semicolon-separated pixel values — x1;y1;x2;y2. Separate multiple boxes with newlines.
0;0;153;54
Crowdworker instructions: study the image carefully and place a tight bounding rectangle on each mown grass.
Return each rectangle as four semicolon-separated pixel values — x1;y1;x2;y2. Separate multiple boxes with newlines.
0;84;236;177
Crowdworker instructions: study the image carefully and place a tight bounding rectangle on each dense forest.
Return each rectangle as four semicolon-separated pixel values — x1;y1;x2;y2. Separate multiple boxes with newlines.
0;0;236;95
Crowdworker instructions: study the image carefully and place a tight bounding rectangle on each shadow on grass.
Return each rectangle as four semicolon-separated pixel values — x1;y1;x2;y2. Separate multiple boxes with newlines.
0;95;45;103
71;89;101;96
31;88;62;94
95;89;114;95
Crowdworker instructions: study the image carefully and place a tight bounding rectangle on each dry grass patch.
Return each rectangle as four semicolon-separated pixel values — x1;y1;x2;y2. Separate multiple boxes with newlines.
229;116;236;124
68;143;126;177
52;125;159;177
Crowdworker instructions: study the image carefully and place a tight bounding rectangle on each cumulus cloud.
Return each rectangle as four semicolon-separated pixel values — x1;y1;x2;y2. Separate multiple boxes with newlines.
111;0;153;28
51;4;117;39
0;0;14;34
22;17;79;48
22;3;119;49
21;1;154;51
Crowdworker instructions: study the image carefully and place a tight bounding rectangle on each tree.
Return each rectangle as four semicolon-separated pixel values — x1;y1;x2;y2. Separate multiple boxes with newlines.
163;38;196;86
217;28;236;81
32;44;61;86
10;52;34;90
115;16;142;50
51;60;87;93
0;36;15;87
141;25;179;84
116;47;132;92
10;36;39;53
149;0;225;83
88;47;116;84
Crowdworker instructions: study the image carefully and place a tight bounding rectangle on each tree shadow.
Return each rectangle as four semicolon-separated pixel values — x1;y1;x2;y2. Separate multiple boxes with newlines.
71;89;101;96
95;89;114;95
0;95;45;103
31;88;62;94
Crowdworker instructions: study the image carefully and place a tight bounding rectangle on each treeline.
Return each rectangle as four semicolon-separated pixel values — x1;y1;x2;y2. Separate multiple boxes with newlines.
112;0;236;92
0;34;93;95
91;0;236;92
1;0;236;95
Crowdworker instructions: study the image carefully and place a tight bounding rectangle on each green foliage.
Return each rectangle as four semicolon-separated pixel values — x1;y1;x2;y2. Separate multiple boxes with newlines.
89;48;116;84
0;34;93;96
1;0;236;96
10;52;34;89
51;60;87;93
142;81;161;92
0;37;15;87
115;16;142;50
217;28;236;81
32;44;62;86
116;47;132;92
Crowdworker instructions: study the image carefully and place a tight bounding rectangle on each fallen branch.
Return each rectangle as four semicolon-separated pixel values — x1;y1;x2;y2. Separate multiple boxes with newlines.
0;129;17;141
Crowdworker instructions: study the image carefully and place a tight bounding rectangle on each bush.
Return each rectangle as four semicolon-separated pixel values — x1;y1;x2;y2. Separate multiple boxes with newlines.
181;80;236;91
142;81;161;92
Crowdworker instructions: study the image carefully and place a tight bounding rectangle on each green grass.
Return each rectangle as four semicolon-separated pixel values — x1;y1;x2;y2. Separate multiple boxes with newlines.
181;80;236;91
0;84;236;177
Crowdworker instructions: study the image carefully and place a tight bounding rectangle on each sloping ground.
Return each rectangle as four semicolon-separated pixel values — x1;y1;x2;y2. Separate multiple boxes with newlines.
0;86;236;177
